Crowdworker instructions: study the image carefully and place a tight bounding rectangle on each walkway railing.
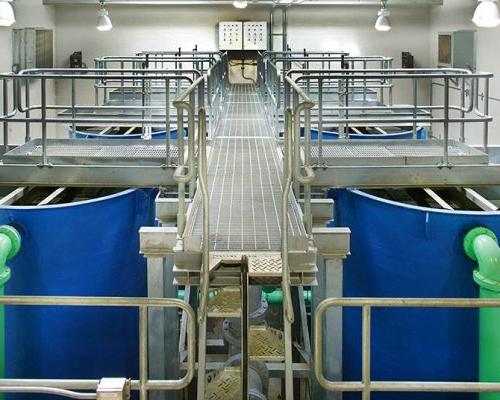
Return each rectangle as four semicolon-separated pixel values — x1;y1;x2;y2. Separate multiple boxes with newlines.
0;296;196;400
315;297;500;400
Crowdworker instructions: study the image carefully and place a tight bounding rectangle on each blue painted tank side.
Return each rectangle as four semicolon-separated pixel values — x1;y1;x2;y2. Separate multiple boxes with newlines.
2;189;154;391
68;127;187;140
330;189;500;400
304;126;428;140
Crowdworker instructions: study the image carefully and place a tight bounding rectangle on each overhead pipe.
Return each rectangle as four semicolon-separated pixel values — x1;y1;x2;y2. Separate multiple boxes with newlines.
0;225;21;400
464;227;500;400
44;0;444;5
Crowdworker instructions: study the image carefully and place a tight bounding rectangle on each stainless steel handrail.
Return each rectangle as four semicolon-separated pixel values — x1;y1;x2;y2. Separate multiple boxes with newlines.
315;297;500;400
0;296;196;400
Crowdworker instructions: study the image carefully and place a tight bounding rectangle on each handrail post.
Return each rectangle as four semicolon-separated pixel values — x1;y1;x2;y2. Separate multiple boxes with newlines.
443;77;450;166
483;77;490;153
24;78;31;143
362;306;371;400
41;78;48;166
2;79;8;155
165;78;171;166
139;306;148;400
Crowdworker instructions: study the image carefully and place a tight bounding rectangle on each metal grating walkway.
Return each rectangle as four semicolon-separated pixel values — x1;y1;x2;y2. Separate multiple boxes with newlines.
188;84;305;252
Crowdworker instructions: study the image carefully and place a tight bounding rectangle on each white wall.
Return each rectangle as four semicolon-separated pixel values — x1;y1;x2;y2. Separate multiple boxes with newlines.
53;3;432;121
0;0;56;145
430;0;500;145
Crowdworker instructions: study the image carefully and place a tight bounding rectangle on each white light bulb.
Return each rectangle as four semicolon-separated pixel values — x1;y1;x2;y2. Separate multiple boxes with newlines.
473;0;500;28
375;8;391;31
97;7;112;31
0;1;15;27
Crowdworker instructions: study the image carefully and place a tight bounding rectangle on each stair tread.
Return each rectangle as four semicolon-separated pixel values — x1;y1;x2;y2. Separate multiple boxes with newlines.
207;288;242;318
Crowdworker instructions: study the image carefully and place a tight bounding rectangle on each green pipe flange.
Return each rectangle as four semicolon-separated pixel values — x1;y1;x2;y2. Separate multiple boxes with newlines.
464;227;497;262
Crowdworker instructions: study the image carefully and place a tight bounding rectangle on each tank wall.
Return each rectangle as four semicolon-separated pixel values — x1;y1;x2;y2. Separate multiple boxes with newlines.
330;188;500;400
2;189;155;387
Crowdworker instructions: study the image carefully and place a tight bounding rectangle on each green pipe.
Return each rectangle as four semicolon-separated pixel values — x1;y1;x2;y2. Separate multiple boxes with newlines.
464;227;500;400
0;225;21;400
262;289;311;305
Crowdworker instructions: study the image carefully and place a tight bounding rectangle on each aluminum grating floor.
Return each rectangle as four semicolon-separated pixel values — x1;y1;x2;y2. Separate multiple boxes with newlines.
3;139;179;166
188;84;306;252
310;139;489;166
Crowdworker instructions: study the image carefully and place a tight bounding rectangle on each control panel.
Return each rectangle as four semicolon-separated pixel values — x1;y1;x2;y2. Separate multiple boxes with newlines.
218;22;243;51
217;21;268;51
243;21;267;51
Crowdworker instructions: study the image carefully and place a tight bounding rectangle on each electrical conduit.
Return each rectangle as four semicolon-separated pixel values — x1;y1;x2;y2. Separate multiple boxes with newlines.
464;227;500;400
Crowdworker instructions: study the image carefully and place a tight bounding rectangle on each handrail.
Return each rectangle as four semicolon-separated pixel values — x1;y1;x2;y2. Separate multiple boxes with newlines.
0;295;196;399
315;297;500;398
281;108;295;324
285;76;315;184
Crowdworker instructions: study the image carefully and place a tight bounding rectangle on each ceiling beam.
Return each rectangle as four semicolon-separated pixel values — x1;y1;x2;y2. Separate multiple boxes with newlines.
43;0;443;6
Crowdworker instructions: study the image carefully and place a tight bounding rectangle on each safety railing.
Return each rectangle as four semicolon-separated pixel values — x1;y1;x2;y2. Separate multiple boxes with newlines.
93;56;212;104
257;56;395;139
0;296;196;400
315;297;500;400
173;68;219;400
0;69;199;166
289;68;493;167
261;53;394;107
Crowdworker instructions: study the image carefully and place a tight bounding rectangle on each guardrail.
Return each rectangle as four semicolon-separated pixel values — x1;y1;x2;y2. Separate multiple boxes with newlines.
0;296;196;400
314;297;500;400
288;68;493;166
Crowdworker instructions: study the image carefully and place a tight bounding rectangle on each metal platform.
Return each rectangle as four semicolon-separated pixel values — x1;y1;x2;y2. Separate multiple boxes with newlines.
3;139;179;166
185;85;307;253
310;139;488;166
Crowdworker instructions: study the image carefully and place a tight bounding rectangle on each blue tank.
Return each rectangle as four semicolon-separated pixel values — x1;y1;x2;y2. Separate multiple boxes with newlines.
330;188;500;400
2;188;154;393
68;126;186;140
310;126;427;140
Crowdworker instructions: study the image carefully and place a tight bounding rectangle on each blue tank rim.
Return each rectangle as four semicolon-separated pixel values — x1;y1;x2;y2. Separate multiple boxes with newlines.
68;128;179;139
312;126;427;139
342;188;500;217
0;188;138;211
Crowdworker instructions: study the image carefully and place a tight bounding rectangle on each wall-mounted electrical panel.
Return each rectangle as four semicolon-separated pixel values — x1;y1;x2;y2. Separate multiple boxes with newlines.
438;30;476;71
12;28;54;73
243;21;267;51
217;21;268;51
218;21;244;51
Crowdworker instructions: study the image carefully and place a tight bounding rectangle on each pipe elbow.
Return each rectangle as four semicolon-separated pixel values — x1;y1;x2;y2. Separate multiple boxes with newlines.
0;225;21;286
464;227;500;290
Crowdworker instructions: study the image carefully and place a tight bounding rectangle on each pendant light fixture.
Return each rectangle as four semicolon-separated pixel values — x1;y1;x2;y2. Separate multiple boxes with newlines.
97;0;113;32
473;0;500;28
375;0;391;32
0;0;15;27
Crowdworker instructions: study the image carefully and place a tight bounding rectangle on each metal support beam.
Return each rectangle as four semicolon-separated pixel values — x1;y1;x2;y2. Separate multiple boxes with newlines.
312;256;344;400
312;165;500;189
0;165;177;188
44;0;443;4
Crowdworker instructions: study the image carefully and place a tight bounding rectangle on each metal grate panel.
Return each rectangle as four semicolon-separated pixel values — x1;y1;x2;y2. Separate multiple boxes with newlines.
188;84;306;252
311;139;489;166
3;139;179;166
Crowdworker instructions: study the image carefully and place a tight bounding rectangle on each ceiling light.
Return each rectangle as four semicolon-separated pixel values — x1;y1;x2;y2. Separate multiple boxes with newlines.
233;0;248;8
0;0;15;27
375;1;391;31
97;0;112;31
473;0;500;28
